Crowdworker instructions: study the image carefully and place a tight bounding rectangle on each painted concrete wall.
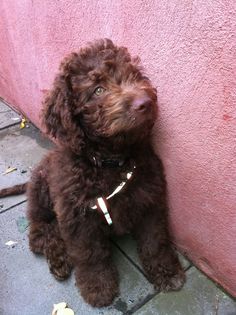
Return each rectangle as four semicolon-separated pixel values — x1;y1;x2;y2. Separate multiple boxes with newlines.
0;0;235;296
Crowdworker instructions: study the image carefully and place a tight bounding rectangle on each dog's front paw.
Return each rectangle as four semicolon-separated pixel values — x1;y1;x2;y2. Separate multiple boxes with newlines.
154;267;186;292
76;265;119;307
82;284;119;308
142;248;186;292
45;246;73;281
47;255;73;281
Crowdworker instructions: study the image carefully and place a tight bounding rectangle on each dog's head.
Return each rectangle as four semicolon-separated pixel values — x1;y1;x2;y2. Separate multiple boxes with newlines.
42;39;157;152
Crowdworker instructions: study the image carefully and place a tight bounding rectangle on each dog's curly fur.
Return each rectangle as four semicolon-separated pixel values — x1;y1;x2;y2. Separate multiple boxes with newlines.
27;39;185;307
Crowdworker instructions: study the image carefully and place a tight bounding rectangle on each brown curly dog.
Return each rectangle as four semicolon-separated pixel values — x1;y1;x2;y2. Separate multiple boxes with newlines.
7;39;185;307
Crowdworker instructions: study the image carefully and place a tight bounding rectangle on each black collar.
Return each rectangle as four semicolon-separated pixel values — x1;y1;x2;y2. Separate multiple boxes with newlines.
91;156;126;168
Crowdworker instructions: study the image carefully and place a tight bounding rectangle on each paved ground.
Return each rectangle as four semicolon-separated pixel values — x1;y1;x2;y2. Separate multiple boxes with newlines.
0;100;235;315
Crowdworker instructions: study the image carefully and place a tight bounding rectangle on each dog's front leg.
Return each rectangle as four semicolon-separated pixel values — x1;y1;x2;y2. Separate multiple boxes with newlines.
133;205;185;292
58;209;119;307
127;151;186;292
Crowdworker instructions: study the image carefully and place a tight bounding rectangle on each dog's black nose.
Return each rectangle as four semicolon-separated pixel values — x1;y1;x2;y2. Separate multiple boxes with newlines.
131;96;152;112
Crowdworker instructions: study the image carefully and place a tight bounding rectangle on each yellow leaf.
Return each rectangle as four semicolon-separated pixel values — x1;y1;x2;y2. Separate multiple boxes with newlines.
20;118;27;129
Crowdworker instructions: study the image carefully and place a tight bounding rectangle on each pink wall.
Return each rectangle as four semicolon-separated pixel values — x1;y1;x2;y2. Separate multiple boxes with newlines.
0;0;235;296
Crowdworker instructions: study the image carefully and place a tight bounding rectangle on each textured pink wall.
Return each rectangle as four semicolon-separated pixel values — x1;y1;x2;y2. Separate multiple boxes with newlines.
0;0;235;295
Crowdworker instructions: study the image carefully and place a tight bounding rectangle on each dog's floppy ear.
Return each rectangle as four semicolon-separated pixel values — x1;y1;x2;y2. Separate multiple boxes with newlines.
41;53;85;152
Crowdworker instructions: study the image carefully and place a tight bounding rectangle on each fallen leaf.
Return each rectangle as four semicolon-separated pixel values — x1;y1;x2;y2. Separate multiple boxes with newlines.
16;217;29;233
57;308;74;315
52;302;67;315
2;167;17;175
5;241;18;246
20;118;27;129
52;302;75;315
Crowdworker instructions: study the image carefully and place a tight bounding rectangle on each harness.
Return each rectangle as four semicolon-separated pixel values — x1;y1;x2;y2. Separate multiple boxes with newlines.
88;154;135;225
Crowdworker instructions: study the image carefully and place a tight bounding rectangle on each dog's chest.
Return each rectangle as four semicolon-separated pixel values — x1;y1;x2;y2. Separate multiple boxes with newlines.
91;167;132;198
87;166;135;229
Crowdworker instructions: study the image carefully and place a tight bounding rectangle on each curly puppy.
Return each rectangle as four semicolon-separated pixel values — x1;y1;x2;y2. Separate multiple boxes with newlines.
27;39;185;307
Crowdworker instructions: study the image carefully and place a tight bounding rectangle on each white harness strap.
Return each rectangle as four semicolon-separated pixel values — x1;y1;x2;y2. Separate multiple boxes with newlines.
90;171;133;225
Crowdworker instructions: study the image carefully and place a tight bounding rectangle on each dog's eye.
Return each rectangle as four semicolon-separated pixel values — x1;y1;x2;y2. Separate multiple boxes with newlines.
94;86;105;96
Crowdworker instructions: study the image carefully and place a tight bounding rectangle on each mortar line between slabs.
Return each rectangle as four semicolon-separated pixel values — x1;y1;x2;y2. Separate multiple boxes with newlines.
111;239;148;278
125;291;159;315
0;121;21;131
0;109;12;113
0;199;27;214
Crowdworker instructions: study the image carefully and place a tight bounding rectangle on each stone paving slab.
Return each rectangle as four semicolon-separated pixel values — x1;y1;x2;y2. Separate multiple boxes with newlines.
134;267;236;315
0;124;53;212
0;203;155;315
0;100;21;130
